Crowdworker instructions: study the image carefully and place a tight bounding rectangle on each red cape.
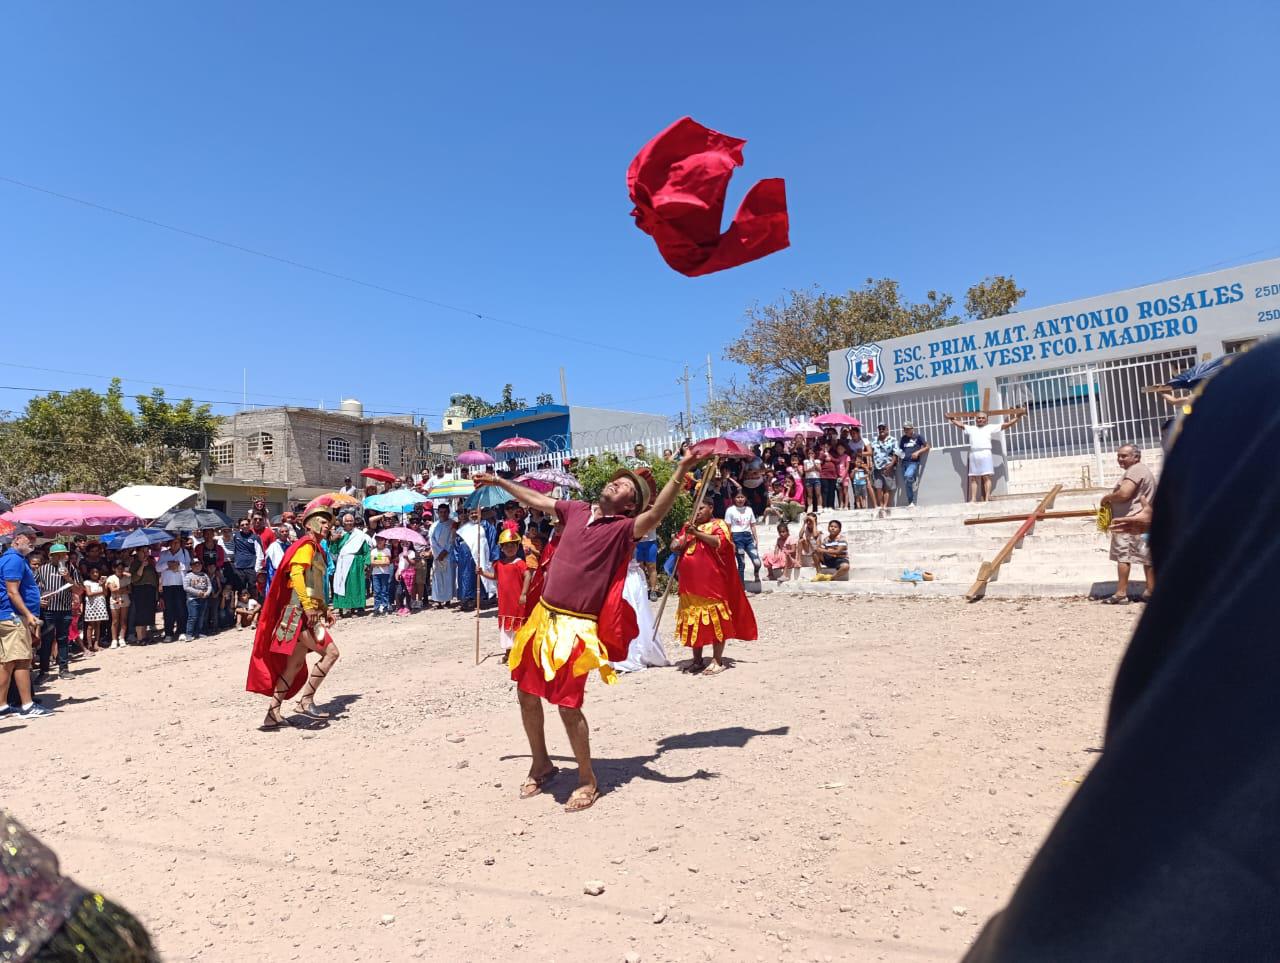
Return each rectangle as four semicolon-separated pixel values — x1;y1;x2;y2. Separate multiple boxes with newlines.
245;534;325;698
628;116;789;277
677;520;758;641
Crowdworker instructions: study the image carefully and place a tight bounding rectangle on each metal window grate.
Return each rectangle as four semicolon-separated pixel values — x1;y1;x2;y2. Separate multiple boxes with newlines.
845;385;974;450
997;348;1196;461
326;437;351;463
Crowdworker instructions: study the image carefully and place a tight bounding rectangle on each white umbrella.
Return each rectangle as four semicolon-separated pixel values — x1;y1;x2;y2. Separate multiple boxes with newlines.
108;485;199;521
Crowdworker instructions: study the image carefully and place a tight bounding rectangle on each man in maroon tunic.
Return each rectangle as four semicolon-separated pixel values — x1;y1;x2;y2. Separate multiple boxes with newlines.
476;452;699;812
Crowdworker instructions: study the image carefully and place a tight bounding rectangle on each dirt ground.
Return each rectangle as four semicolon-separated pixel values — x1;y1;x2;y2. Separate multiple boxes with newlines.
3;595;1142;962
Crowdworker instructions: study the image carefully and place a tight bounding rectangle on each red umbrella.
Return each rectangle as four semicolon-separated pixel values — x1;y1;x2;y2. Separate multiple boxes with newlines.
359;467;397;485
688;436;752;460
494;436;543;453
4;492;141;534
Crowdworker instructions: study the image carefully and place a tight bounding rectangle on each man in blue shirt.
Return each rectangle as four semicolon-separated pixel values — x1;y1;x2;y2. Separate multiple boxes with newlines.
1;530;52;718
898;422;932;506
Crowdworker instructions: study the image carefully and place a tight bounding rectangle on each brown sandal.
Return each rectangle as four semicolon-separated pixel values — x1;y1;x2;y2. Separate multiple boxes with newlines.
564;785;599;813
519;767;559;799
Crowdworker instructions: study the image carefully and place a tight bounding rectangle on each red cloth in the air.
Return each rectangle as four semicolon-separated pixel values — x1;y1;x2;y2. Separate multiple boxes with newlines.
628;116;789;277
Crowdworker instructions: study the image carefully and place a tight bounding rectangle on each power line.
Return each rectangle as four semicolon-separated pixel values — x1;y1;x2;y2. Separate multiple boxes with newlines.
0;383;441;419
0;359;400;409
0;174;682;365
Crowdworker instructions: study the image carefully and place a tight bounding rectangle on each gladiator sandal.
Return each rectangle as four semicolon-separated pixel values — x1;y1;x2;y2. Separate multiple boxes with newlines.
261;676;291;730
296;660;334;719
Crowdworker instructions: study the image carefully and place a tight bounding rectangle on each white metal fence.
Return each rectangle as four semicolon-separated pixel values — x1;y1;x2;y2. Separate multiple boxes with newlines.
996;347;1196;464
842;384;975;451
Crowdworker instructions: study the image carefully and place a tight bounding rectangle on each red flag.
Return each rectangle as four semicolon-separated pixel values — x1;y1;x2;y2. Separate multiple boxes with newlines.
628;116;789;277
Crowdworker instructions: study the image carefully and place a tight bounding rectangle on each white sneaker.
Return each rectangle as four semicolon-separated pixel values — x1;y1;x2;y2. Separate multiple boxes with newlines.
178;634;190;642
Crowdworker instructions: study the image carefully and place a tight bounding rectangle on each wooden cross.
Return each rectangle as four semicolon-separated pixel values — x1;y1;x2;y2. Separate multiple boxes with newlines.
944;388;1026;420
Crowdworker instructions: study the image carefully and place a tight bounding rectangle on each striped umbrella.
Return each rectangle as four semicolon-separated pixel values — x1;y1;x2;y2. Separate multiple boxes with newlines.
426;478;476;500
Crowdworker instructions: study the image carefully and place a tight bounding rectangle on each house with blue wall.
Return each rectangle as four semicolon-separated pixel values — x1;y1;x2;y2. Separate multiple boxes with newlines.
463;404;670;452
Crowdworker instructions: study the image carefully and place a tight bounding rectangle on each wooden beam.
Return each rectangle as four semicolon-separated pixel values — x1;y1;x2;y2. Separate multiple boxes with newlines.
965;484;1063;601
944;406;1026;420
964;507;1096;526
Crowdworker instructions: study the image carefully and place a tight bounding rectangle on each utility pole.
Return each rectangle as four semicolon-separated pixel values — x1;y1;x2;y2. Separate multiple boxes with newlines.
678;364;693;439
705;354;713;405
559;367;569;405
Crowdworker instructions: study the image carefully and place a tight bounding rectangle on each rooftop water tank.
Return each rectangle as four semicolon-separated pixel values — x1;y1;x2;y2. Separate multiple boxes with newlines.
339;398;364;419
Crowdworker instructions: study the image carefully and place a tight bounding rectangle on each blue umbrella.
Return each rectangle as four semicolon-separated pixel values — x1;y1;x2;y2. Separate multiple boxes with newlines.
464;485;515;510
1168;355;1228;390
102;527;175;550
363;488;429;513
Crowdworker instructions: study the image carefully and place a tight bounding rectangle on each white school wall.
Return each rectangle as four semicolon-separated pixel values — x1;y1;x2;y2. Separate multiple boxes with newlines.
828;258;1278;502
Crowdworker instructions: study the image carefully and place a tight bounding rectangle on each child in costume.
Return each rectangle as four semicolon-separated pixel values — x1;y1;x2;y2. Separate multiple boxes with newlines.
672;498;758;674
487;529;533;660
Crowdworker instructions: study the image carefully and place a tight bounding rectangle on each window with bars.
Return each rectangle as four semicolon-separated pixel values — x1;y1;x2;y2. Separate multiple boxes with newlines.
210;441;233;469
377;441;391;467
327;437;352;463
247;431;274;459
361;442;371;466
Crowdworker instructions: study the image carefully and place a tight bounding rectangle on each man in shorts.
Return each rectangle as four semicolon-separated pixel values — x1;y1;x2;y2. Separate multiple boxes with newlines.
870;423;903;516
1;530;52;719
635;527;660;601
1100;444;1157;604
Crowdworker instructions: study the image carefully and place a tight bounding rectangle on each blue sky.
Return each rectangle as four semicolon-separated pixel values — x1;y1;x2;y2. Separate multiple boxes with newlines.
3;1;1278;428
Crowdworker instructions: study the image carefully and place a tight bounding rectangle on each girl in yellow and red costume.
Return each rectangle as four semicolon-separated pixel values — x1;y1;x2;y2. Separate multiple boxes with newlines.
489;528;533;659
245;498;342;729
672;497;758;675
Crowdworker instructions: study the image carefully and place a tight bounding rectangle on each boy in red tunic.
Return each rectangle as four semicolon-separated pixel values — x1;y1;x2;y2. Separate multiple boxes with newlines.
489;528;533;660
672;499;758;675
475;451;699;812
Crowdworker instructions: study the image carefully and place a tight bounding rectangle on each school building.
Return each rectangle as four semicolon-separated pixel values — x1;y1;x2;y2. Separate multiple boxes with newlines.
826;257;1279;504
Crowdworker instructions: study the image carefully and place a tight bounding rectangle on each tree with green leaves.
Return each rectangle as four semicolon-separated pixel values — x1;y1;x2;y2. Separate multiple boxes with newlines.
450;385;557;419
965;275;1026;320
0;380;220;501
704;275;1024;427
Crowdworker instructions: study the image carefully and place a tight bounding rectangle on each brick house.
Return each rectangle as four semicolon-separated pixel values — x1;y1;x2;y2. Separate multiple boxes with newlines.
201;402;478;517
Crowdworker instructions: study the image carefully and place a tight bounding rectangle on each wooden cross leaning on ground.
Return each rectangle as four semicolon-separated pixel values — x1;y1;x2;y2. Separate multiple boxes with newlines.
943;388;1027;422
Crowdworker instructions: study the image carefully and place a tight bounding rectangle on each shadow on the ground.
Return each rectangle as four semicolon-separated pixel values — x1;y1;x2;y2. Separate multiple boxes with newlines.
0;724;27;734
36;693;101;711
502;724;789;799
321;693;361;719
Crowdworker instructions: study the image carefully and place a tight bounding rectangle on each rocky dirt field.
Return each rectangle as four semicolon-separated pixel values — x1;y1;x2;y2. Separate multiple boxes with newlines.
4;594;1142;962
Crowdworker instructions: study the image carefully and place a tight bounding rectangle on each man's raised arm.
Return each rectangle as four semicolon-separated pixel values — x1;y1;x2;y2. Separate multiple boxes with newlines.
634;451;702;539
473;473;559;516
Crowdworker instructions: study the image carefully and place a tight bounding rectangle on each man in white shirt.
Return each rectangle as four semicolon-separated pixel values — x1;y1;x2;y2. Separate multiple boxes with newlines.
946;410;1025;503
156;537;191;642
724;491;761;582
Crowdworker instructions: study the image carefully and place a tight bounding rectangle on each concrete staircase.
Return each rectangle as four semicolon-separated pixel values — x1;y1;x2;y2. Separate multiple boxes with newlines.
753;490;1128;599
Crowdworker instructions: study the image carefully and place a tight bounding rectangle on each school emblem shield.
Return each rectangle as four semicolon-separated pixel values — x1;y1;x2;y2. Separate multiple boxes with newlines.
845;343;885;396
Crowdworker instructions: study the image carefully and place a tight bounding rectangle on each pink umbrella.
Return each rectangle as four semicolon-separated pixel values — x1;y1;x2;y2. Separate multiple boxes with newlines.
784;420;824;438
812;412;861;428
761;427;790;440
494;436;543;453
456;450;495;466
521;478;555;494
4;492;141;534
375;526;427;546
